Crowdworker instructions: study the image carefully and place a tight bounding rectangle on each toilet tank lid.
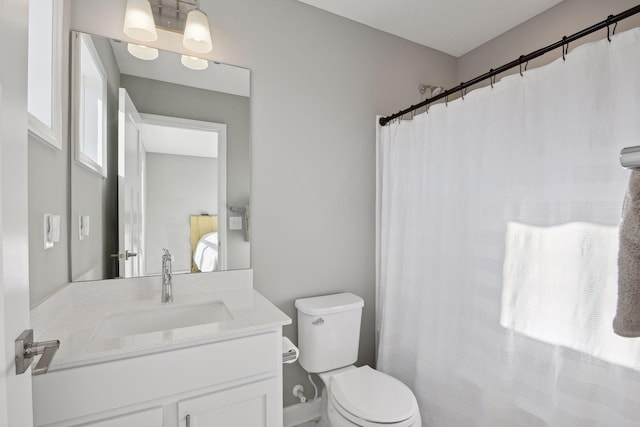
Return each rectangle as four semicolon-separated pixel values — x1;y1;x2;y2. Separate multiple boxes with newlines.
295;293;364;315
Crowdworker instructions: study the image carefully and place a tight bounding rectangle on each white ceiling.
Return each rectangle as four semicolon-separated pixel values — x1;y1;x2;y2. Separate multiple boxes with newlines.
141;122;219;158
297;0;565;57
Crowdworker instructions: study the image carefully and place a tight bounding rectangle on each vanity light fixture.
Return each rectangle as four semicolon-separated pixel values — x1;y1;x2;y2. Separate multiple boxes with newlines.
127;43;159;60
123;0;213;68
123;1;213;51
181;55;209;70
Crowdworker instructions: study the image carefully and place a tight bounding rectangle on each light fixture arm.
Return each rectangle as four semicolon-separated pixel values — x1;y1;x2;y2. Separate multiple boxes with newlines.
148;0;200;33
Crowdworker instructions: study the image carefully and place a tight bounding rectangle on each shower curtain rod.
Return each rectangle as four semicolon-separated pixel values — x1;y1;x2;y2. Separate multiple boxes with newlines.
379;4;640;126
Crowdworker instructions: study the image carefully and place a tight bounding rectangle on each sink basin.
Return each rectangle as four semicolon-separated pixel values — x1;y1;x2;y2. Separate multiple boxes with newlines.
92;301;232;340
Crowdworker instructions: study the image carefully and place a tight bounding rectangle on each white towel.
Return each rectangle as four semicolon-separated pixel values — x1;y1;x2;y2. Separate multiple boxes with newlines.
613;170;640;337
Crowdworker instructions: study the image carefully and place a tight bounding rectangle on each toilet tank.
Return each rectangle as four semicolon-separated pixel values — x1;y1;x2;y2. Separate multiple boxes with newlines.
295;293;364;373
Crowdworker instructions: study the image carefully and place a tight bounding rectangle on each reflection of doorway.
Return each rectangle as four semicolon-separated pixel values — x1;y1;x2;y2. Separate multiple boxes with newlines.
139;113;227;274
117;88;144;278
117;91;227;277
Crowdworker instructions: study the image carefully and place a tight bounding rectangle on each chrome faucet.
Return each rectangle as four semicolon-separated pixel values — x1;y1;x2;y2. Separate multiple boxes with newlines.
161;248;173;303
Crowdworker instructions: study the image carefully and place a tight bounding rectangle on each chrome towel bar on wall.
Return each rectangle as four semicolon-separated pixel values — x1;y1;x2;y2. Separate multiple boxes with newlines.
620;146;640;170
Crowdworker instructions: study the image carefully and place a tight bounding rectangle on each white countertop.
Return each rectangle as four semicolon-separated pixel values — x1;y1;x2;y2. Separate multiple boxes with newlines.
31;270;291;371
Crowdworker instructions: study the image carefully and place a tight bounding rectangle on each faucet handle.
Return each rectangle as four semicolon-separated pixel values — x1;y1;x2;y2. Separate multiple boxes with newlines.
162;248;174;261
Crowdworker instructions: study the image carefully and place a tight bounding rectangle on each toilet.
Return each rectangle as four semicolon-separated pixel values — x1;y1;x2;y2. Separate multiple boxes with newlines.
295;293;421;427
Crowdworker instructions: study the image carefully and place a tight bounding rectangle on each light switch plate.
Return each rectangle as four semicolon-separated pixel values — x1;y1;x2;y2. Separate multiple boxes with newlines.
229;216;243;230
43;213;60;249
43;214;54;249
79;215;90;240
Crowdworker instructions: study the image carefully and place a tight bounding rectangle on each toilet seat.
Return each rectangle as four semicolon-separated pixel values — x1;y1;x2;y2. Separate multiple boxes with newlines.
328;366;419;426
328;391;421;427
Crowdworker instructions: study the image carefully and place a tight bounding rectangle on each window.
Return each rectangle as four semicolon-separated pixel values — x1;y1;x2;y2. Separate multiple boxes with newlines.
27;0;63;149
74;33;108;177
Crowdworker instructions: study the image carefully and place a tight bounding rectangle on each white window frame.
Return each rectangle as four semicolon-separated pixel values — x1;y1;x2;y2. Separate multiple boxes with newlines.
72;32;108;178
27;0;63;150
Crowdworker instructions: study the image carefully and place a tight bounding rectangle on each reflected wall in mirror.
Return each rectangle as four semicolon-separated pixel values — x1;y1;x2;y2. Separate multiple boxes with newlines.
70;32;250;282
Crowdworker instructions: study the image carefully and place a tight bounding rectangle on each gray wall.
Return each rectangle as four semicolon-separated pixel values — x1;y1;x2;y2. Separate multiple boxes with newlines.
28;2;71;305
120;74;251;271
145;153;218;275
458;0;640;84
70;0;458;406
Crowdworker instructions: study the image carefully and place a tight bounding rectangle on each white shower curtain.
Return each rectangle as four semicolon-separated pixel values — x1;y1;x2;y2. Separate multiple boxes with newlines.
376;28;640;426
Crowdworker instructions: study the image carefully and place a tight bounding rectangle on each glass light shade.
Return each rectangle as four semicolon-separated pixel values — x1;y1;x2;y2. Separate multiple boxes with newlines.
127;43;159;60
123;0;157;42
181;55;209;71
183;9;213;53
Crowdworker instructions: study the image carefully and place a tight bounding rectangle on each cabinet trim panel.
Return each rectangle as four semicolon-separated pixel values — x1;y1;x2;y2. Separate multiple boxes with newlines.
34;330;279;426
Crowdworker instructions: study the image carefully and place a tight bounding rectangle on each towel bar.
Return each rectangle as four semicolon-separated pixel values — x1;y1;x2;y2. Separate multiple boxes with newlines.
620;146;640;170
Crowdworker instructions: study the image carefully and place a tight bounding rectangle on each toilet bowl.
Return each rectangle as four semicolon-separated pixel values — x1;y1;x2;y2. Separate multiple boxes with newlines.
295;293;421;427
320;365;421;427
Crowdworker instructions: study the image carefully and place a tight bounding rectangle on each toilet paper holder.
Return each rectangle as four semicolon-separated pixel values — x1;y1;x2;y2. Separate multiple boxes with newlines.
283;349;298;363
282;336;299;364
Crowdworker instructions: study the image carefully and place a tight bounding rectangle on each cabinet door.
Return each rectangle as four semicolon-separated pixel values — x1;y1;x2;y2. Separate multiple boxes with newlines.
178;379;279;427
81;407;162;427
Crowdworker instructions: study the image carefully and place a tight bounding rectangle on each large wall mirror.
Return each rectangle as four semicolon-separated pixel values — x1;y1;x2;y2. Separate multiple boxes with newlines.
70;31;250;282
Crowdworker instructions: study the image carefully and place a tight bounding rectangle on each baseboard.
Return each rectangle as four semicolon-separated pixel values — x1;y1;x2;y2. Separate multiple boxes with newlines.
283;398;322;427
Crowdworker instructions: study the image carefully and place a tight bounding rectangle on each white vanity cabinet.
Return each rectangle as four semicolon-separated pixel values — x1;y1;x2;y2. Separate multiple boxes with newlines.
83;408;163;426
33;329;284;427
178;379;278;427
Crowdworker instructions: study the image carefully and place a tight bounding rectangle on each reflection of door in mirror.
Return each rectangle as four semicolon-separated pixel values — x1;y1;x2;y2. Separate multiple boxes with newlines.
117;88;144;278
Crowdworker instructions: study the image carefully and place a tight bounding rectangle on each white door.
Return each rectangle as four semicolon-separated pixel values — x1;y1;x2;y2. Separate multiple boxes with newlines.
0;0;34;425
117;88;145;278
